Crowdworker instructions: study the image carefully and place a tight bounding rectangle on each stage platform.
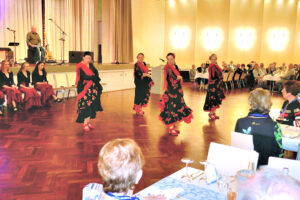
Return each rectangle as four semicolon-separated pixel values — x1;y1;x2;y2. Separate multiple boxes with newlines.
10;63;134;74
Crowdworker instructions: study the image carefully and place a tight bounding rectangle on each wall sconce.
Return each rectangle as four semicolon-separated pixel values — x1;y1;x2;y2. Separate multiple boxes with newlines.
171;27;190;49
203;28;223;50
235;28;256;50
268;28;289;51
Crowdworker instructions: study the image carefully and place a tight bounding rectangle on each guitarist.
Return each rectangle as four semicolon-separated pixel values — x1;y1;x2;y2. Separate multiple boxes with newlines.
26;26;45;63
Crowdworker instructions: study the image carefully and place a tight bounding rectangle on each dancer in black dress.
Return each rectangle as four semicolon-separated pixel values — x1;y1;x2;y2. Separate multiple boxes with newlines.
133;53;154;116
89;62;103;112
158;53;193;136
203;54;225;120
75;52;101;132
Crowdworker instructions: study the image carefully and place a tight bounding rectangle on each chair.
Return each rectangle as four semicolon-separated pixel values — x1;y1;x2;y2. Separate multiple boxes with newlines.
222;72;229;91
240;73;246;88
227;72;235;90
54;73;69;99
233;73;241;88
66;73;77;98
207;142;259;176
231;131;254;151
47;74;64;99
268;157;300;181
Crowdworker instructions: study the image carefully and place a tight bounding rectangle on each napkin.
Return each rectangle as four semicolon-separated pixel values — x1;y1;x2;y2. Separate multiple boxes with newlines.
205;164;219;184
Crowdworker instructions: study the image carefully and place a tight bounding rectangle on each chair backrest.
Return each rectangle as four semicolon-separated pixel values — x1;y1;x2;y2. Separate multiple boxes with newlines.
268;157;300;181
67;72;77;87
222;72;229;82
55;73;68;88
207;142;259;176
234;73;240;81
240;73;246;80
47;74;57;88
297;143;300;161
231;131;254;151
227;72;234;82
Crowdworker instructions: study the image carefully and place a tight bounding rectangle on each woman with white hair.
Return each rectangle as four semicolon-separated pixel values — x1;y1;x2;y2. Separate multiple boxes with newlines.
235;88;283;166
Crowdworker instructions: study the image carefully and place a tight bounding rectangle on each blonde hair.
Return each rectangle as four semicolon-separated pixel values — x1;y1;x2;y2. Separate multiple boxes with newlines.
249;88;272;114
98;138;145;193
1;60;11;72
209;53;217;60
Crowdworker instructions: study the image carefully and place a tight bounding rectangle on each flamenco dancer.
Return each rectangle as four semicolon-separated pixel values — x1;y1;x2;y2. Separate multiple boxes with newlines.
158;53;193;136
133;53;154;116
75;52;102;132
203;53;225;120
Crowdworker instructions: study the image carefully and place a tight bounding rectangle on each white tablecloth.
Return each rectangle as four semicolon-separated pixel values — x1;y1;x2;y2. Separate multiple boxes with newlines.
195;73;209;79
263;75;280;81
137;167;227;200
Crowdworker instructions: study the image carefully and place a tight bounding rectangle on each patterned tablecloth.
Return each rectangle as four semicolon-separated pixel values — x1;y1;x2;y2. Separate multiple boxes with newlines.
137;168;227;200
194;73;209;79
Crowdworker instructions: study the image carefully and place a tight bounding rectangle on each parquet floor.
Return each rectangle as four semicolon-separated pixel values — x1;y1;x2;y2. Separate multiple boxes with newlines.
0;83;284;200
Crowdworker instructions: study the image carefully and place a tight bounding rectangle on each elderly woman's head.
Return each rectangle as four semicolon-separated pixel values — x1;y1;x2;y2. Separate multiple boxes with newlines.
249;88;272;114
97;138;145;194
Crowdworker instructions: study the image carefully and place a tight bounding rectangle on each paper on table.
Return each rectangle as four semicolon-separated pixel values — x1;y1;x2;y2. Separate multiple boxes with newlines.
139;187;184;200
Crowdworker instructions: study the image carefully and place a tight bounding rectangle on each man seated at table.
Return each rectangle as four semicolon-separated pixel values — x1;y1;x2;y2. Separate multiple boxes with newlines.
276;64;296;91
232;64;243;87
196;63;208;86
277;80;300;127
26;26;45;63
82;138;165;200
189;64;196;82
237;167;300;200
235;88;283;166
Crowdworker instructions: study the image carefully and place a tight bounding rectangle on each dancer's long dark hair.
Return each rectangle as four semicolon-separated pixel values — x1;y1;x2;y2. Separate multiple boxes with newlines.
32;62;47;76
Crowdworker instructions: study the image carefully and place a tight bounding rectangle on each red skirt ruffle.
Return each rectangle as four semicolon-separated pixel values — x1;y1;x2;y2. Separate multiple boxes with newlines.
19;87;42;110
34;83;55;106
1;87;23;107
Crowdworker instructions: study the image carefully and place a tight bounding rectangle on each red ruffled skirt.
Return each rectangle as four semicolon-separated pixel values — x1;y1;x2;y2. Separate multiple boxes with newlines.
34;83;55;106
1;87;23;108
0;91;4;105
19;87;42;110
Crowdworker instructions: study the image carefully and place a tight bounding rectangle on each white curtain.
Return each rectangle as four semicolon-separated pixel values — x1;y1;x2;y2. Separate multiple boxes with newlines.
45;0;98;62
0;0;42;61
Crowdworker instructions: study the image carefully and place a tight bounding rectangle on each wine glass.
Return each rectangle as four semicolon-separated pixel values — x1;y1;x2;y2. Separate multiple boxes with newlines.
181;158;194;179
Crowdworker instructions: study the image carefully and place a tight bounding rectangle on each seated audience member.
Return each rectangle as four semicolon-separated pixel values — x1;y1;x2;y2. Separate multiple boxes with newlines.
189;64;196;81
196;63;208;85
82;138;165;200
237;167;300;200
235;88;283;166
0;90;4;116
32;62;62;106
247;63;257;91
17;62;42;110
296;64;300;81
228;60;235;71
241;64;247;73
259;63;265;76
266;63;275;75
0;60;23;112
276;64;296;91
277;80;300;127
233;64;243;87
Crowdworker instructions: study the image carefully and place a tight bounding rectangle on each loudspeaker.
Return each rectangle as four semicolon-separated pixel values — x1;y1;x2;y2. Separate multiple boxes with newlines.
69;51;94;63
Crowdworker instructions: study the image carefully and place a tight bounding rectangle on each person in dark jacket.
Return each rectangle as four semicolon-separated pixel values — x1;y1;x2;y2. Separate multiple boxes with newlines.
235;88;283;166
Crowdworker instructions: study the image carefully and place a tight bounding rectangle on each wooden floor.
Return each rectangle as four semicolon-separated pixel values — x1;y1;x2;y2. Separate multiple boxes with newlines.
0;83;284;200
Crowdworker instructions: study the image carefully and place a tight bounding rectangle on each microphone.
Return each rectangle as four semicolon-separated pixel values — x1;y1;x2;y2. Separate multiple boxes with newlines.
159;58;165;62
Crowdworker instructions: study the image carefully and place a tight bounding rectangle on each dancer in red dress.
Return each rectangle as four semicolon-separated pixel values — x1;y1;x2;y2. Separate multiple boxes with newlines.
203;54;225;120
133;53;154;116
158;53;193;136
17;62;42;110
0;60;23;112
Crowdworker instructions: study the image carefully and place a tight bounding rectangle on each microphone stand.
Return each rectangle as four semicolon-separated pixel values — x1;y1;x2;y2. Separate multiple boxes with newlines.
7;28;17;64
48;19;67;65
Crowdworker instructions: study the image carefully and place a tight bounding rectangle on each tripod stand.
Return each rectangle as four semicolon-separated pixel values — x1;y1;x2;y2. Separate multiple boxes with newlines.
48;18;67;65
